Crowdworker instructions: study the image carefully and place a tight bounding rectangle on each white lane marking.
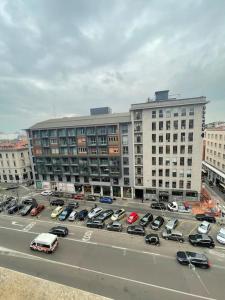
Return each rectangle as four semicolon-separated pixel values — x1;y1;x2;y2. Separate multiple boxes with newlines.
0;246;217;300
82;231;93;242
111;246;126;250
23;222;36;232
12;221;23;227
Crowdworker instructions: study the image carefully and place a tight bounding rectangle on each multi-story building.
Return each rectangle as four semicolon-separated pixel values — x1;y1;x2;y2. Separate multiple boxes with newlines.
202;126;225;190
27;90;207;201
0;140;33;184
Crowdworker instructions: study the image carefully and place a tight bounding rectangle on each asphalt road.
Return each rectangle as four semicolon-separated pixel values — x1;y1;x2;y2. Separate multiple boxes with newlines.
0;212;225;300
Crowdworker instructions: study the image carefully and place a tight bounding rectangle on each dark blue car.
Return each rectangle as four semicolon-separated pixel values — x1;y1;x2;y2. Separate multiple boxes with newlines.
99;197;113;204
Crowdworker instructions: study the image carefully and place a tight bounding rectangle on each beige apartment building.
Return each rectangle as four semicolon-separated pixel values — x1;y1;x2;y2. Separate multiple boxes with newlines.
0;140;33;184
203;126;225;190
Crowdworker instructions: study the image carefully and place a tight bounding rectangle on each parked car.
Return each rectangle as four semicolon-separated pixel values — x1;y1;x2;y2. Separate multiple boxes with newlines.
86;194;98;201
30;204;45;216
208;181;214;187
97;209;114;221
52;191;63;197
73;193;84;200
216;228;225;244
198;221;211;234
49;226;68;237
127;212;139;224
5;200;17;210
99;196;113;204
165;218;179;231
51;206;64;218
86;219;105;229
139;212;153;227
41;190;52;196
50;199;64;206
8;204;24;214
151;216;164;230
145;234;160;246
77;209;89;221
195;214;216;223
178;204;191;213
189;234;215;248
127;225;145;236
106;221;123;232
58;207;73;221
176;251;210;269
88;207;103;219
167;201;178;212
151;202;166;210
22;198;37;206
67;201;79;209
21;204;34;216
162;230;184;243
111;209;126;221
68;211;78;221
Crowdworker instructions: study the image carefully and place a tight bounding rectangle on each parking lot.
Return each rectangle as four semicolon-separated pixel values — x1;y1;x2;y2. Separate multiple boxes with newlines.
0;186;225;250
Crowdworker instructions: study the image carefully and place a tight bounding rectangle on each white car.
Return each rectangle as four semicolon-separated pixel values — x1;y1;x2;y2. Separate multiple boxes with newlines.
198;221;211;234
178;204;190;213
167;201;178;212
41;190;52;196
68;211;78;221
111;209;126;221
217;228;225;244
88;207;103;219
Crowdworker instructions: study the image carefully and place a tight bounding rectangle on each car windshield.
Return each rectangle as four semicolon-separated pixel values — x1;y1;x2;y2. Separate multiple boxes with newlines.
219;232;225;239
154;220;160;225
142;217;148;221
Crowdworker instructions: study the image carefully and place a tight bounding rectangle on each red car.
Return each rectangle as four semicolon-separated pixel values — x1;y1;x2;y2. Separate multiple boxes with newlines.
73;193;84;200
127;212;139;224
31;204;45;216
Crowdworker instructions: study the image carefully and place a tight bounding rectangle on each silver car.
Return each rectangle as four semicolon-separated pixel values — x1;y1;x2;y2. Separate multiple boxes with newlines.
162;230;184;242
165;218;178;231
88;207;103;219
198;221;210;234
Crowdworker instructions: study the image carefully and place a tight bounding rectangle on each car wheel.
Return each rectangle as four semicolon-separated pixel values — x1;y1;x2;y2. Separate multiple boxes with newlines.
209;245;214;249
165;237;169;240
179;239;184;243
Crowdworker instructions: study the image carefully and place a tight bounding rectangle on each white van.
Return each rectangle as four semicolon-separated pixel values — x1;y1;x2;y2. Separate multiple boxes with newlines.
30;233;58;254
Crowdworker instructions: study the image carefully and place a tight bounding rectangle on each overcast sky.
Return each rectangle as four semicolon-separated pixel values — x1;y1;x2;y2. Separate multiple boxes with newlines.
0;0;225;132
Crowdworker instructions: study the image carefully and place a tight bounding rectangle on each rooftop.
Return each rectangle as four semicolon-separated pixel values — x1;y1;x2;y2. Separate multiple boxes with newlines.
29;112;131;130
0;140;28;151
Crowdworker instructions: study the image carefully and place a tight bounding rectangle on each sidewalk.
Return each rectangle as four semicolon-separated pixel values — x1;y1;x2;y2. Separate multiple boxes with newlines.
0;266;111;300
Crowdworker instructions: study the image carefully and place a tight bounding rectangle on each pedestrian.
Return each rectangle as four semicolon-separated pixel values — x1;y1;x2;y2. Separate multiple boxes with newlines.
141;198;143;203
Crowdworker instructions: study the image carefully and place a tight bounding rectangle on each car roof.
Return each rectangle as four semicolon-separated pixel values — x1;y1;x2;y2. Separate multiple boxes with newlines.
201;221;210;226
34;233;57;244
130;212;137;216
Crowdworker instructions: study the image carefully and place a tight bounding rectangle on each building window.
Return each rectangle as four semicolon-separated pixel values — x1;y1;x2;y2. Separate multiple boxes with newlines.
166;121;170;130
159;146;163;154
165;169;170;177
166;133;170;142
152;170;156;176
187;170;192;178
173;120;178;130
159;121;163;130
122;136;128;145
124;168;129;176
152;157;156;165
174;110;179;117
188;145;192;154
186;181;191;189
152;134;156;143
172;158;177;166
121;124;128;134
124;177;130;185
189;120;194;129
159;110;163;118
152;111;156;118
172;182;176;188
159;169;163;176
180;145;185;154
181;108;186;116
179;180;184;188
181;132;185;142
172;170;177;177
180;157;184;166
189;107;194;116
173;146;177;154
173;134;178;142
181;120;186;129
166;110;171;118
123;146;129;155
187;158;192;166
152;146;156;154
165;181;170;188
159;180;163;187
188;133;193;142
166;145;170;154
152;180;156;187
159;157;163;165
152;122;156;131
123;157;129;165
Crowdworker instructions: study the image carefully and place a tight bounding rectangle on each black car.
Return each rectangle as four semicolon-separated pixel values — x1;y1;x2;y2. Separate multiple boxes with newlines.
67;201;79;209
145;234;160;246
20;204;33;216
195;214;216;223
151;216;164;230
52;191;63;197
97;209;114;221
106;221;123;232
22;198;37;206
49;226;68;237
86;195;97;201
86;219;105;229
50;199;65;206
127;225;145;236
188;234;215;248
139;212;153;227
8;204;24;214
77;209;88;221
5;200;17;210
176;251;210;269
162;230;184;243
151;202;166;210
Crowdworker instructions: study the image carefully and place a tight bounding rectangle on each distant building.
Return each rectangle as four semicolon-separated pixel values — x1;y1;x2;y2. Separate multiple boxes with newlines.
202;126;225;190
27;92;207;201
0;140;33;184
205;121;225;129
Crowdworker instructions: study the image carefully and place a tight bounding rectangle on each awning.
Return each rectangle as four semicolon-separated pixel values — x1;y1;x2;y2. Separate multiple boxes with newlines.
219;183;225;189
202;161;225;180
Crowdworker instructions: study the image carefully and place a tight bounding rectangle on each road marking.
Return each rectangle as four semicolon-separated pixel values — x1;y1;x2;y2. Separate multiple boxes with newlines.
12;221;23;227
23;222;36;232
111;246;126;250
82;231;93;242
0;247;217;300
